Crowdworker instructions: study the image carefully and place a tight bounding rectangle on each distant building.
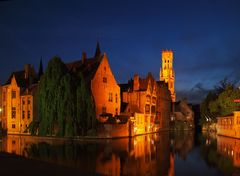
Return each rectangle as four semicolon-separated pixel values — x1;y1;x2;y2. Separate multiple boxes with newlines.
173;100;194;129
160;50;176;102
217;111;240;138
66;43;121;122
1;64;39;134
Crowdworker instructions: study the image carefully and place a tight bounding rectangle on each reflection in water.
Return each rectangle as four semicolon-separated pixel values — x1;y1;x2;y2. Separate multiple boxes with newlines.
1;131;225;176
200;133;240;176
1;133;173;175
217;135;240;168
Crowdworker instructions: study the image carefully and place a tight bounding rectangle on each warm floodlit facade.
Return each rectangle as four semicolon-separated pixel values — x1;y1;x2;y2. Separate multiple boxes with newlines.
1;64;38;134
160;50;176;102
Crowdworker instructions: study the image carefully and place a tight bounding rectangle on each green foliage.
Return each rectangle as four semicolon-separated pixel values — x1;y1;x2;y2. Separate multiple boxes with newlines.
37;56;96;137
200;78;240;125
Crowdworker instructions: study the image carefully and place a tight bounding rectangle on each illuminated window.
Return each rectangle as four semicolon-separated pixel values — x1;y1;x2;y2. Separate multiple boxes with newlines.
103;77;107;83
145;104;150;114
146;95;151;103
102;107;106;114
108;93;113;102
28;110;30;119
12;107;16;119
22;110;25;119
12;124;15;129
12;90;16;99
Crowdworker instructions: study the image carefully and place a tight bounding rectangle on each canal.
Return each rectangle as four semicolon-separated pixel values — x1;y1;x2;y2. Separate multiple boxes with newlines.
0;131;240;175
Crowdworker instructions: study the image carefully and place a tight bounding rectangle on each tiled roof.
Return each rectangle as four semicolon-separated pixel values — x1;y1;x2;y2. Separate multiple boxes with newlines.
66;55;103;83
5;70;38;88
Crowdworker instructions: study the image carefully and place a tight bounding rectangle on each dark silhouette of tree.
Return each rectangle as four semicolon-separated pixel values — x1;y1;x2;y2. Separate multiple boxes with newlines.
38;57;43;80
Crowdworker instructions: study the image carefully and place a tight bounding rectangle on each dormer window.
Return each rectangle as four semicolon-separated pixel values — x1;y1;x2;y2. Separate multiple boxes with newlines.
103;77;107;83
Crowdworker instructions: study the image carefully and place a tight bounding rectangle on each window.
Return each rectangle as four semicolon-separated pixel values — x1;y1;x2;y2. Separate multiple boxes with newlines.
115;108;118;115
115;94;118;103
103;77;107;83
145;104;150;114
151;106;156;114
12;107;16;119
12;90;16;99
104;66;106;72
28;110;30;119
12;140;16;144
102;107;106;114
28;99;30;105
12;124;15;129
22;99;25;105
109;93;112;102
22;111;25;119
146;95;151;103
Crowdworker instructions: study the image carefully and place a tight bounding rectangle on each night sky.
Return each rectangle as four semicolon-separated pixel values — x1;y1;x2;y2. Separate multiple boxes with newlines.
1;0;240;103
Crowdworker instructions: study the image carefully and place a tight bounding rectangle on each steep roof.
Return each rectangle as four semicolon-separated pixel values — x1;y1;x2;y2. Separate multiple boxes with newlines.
120;72;156;92
5;69;38;88
5;70;26;87
66;55;103;83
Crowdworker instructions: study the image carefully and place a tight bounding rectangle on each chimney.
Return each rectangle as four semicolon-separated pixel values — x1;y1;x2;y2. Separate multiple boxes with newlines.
133;74;139;91
24;64;31;79
82;52;87;64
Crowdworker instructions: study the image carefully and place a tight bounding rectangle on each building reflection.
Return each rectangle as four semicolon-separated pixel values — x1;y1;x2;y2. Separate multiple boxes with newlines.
170;131;194;160
217;135;240;168
0;132;197;175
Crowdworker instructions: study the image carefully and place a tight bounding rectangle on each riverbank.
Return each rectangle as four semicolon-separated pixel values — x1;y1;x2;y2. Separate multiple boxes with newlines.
0;152;99;176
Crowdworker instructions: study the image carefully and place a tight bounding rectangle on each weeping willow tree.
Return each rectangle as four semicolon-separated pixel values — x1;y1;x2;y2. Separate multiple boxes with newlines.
76;73;96;136
35;56;96;137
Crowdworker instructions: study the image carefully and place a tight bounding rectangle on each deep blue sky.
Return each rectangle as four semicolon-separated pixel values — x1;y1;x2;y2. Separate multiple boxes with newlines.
1;0;240;103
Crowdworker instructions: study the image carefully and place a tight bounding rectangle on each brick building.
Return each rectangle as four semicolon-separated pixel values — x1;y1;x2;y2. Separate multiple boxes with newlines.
66;43;121;122
1;64;38;134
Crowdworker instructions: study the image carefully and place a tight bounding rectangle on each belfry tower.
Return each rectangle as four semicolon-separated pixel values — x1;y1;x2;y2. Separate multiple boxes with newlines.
160;50;176;102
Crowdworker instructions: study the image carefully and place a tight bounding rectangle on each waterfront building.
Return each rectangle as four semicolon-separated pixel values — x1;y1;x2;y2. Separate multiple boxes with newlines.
121;73;157;135
217;111;240;138
120;73;172;135
173;100;195;130
156;81;172;129
66;43;121;122
159;50;176;102
1;64;38;134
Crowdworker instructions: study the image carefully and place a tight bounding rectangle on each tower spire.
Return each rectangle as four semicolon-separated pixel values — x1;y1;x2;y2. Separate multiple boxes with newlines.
94;41;101;58
159;49;176;102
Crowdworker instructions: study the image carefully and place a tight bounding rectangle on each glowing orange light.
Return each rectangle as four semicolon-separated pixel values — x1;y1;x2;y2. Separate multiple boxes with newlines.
234;99;240;103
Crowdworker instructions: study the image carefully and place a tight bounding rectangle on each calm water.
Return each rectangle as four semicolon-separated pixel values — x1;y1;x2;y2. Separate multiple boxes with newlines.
0;131;240;176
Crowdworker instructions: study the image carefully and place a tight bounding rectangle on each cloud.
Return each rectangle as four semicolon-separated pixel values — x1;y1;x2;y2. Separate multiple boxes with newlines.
177;82;210;104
